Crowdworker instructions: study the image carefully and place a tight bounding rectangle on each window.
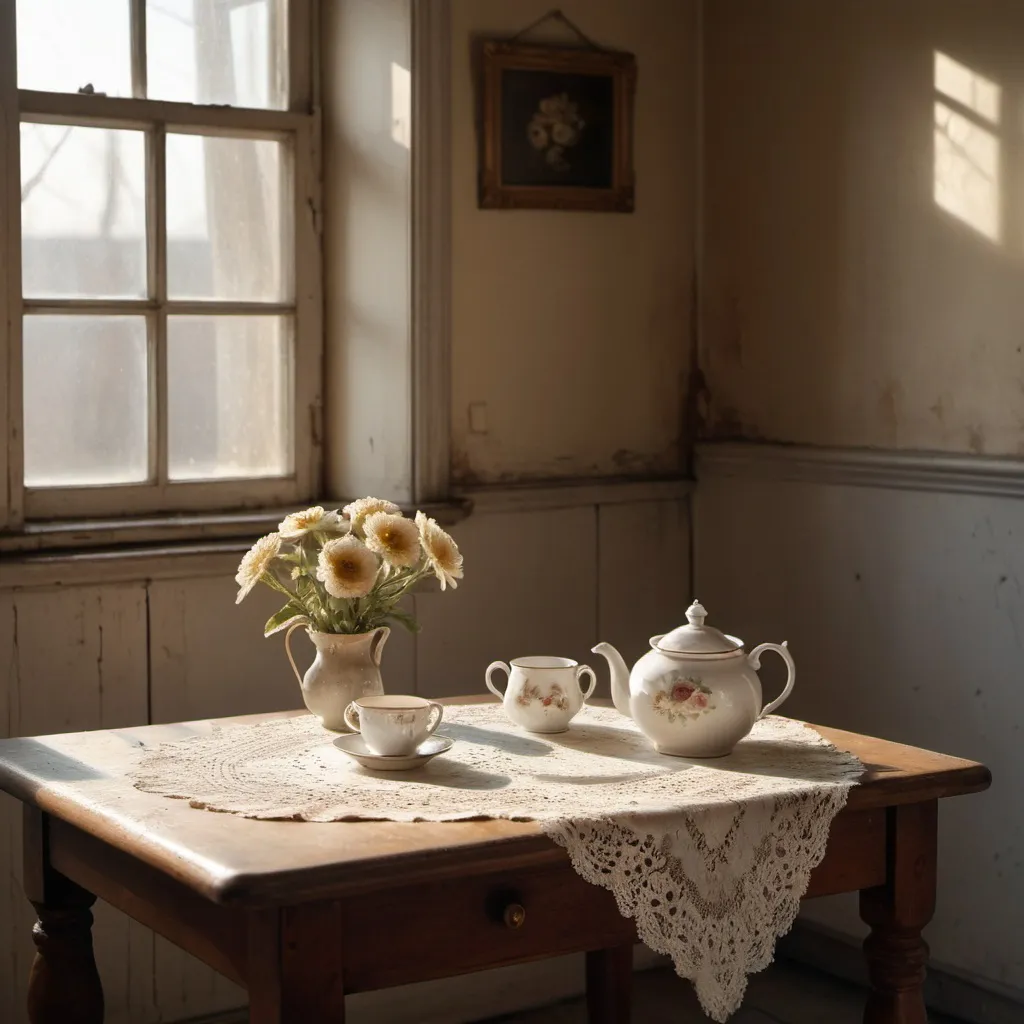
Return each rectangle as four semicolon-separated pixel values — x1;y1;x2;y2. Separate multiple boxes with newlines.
1;0;321;523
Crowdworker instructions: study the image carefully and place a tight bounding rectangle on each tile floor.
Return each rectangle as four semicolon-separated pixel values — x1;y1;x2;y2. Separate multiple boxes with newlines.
480;960;967;1024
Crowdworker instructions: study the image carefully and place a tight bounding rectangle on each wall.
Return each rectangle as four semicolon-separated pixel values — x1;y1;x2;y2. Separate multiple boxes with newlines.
696;0;1024;1007
701;0;1024;455
0;490;691;1023
450;0;697;485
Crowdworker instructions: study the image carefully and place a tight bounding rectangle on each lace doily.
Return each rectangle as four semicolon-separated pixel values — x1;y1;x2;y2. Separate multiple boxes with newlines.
134;705;861;1021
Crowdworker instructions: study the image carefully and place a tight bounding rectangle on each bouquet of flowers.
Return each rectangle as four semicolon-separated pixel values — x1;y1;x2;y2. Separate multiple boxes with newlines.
234;497;463;637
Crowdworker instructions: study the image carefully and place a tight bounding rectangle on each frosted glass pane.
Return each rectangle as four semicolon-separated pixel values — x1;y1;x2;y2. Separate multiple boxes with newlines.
147;0;287;110
166;134;286;301
17;0;132;97
168;316;290;481
24;316;149;488
21;124;147;299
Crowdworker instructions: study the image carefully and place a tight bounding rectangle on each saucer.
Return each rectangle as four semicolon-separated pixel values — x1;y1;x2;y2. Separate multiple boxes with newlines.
334;733;454;771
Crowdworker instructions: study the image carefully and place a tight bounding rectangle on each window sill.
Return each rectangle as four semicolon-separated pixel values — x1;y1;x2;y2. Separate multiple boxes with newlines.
0;500;472;588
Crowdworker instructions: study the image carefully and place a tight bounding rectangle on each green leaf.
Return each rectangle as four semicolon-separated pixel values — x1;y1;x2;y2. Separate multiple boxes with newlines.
386;607;422;634
264;602;310;637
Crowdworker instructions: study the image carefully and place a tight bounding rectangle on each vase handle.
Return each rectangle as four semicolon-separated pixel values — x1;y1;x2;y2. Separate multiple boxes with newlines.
370;626;390;667
284;621;307;687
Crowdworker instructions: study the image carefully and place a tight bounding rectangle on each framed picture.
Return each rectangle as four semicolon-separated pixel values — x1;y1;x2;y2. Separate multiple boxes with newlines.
477;40;637;213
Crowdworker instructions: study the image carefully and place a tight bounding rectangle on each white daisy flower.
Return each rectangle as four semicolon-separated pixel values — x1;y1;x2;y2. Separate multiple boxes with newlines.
415;511;464;590
278;506;344;540
235;533;281;604
363;511;422;569
343;496;401;532
316;536;379;599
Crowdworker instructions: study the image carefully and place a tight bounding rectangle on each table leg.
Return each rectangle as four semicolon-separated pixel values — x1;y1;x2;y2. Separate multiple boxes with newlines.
586;943;633;1024
22;807;103;1024
859;801;937;1024
247;904;346;1023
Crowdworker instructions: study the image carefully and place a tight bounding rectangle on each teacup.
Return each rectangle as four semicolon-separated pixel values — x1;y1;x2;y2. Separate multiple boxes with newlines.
485;657;596;734
343;695;444;756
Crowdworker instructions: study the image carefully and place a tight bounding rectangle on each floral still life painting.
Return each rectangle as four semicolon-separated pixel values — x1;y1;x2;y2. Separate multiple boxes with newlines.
234;498;464;637
477;40;636;212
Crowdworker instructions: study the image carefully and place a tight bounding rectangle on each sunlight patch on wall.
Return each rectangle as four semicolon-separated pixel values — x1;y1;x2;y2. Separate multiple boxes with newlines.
933;51;1002;242
391;62;411;149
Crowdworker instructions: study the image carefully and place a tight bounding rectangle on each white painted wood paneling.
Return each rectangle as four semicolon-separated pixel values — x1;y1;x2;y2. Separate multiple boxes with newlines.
148;577;298;724
696;473;1021;998
595;499;692;701
0;585;154;1024
416;508;598;698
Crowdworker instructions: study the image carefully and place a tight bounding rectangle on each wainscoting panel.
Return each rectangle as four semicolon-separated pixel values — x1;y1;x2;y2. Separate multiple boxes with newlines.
0;585;156;1024
695;445;1022;1001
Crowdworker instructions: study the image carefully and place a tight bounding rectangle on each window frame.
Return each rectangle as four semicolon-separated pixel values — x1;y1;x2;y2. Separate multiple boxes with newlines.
0;0;322;527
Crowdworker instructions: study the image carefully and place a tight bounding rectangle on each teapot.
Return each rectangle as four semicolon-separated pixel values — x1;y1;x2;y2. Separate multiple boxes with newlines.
592;601;795;757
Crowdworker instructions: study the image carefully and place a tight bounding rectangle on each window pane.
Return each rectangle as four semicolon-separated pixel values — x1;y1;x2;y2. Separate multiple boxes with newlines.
17;0;133;96
21;124;147;299
24;316;149;488
147;0;287;110
168;316;291;481
167;134;287;301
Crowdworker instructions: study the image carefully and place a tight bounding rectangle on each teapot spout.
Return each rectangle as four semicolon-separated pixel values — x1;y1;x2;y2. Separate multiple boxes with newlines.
591;642;632;719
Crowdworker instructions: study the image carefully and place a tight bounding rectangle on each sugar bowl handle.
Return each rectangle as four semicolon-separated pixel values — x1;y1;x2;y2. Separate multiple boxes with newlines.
485;661;511;699
749;642;796;718
576;664;597;701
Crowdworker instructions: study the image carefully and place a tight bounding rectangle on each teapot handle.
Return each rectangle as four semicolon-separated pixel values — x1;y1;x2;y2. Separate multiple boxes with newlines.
749;642;795;718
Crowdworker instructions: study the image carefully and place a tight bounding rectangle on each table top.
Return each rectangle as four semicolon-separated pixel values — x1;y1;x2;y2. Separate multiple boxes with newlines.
0;700;990;907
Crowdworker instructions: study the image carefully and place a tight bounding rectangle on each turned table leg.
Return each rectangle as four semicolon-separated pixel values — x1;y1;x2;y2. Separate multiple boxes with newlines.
586;943;633;1024
859;801;937;1024
22;809;103;1024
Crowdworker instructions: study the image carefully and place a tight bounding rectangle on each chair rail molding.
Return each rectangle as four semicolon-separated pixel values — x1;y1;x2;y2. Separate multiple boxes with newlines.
412;0;453;504
696;441;1024;500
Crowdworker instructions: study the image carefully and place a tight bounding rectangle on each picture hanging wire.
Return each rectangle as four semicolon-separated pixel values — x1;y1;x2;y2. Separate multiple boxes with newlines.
510;8;607;51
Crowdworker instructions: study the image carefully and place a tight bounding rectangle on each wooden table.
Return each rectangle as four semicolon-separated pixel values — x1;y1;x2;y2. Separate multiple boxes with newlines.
0;703;990;1024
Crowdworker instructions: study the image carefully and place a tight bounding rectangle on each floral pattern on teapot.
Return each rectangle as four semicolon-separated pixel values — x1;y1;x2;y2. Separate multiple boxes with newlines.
651;676;715;723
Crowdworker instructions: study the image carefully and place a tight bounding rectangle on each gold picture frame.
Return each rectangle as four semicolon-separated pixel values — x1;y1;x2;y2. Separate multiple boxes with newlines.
477;40;637;213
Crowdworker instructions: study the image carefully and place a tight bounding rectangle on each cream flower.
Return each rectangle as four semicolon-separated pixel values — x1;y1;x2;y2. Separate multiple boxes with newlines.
343;496;401;532
416;511;464;590
278;506;344;540
363;511;421;569
316;536;379;599
235;532;281;604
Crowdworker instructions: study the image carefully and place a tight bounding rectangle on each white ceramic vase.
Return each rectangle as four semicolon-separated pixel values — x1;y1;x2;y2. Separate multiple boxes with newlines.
285;624;389;732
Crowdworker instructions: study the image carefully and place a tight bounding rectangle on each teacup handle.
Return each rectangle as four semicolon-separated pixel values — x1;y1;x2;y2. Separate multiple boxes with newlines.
343;702;362;733
750;642;796;719
425;702;444;735
485;661;511;699
576;664;597;701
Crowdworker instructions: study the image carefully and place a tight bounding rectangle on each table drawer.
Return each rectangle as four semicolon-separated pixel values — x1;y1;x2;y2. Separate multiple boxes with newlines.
340;860;635;992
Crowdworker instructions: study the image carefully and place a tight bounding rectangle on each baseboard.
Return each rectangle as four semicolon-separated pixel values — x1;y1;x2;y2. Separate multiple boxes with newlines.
172;947;669;1024
778;922;1024;1024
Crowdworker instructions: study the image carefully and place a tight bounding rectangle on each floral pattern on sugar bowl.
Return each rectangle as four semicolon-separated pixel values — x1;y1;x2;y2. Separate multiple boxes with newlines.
516;681;570;713
651;677;715;723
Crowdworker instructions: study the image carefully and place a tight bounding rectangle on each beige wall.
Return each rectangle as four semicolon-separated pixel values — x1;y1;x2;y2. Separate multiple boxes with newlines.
701;0;1024;455
450;0;697;486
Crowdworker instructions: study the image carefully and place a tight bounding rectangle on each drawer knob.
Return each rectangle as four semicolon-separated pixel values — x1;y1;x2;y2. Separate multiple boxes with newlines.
503;902;527;929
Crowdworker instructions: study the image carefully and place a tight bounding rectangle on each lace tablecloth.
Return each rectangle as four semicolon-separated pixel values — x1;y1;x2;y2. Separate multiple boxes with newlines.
134;704;862;1021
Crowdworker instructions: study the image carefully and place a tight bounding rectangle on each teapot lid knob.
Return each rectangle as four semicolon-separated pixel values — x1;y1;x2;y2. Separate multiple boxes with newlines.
686;600;708;627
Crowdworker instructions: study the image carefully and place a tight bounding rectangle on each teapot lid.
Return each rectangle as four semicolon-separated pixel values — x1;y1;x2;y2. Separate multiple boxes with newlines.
655;601;743;655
